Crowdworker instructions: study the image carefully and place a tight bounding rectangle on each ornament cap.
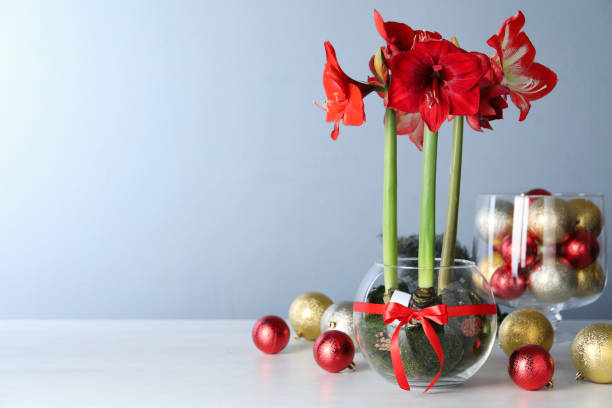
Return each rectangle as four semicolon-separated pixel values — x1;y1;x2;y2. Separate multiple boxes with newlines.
576;371;584;381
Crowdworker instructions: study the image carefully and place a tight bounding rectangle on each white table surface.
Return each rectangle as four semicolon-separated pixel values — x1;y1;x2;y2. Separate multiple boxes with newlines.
0;320;610;407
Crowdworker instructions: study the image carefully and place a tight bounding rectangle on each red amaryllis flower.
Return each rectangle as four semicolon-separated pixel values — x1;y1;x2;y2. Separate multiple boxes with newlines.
466;84;508;131
388;39;483;132
487;11;557;121
373;9;441;59
465;52;509;131
317;41;374;140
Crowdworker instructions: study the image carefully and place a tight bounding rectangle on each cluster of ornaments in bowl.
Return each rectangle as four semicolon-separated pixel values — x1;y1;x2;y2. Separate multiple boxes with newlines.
474;189;606;308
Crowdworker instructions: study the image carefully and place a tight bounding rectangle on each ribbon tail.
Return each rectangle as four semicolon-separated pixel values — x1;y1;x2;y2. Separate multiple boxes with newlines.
420;319;444;393
390;322;410;391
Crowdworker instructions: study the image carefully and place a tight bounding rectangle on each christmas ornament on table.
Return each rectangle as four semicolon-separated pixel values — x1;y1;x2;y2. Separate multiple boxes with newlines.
289;292;333;341
252;315;290;354
572;323;612;384
508;344;554;390
320;301;357;348
498;309;553;356
317;7;557;391
313;330;356;372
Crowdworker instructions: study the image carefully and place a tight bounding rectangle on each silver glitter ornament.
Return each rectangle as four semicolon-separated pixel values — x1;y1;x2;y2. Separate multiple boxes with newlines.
528;259;578;302
320;301;357;348
475;200;514;246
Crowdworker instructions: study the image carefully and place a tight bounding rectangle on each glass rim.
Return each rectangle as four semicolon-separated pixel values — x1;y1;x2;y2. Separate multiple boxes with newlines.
477;192;604;199
374;257;476;270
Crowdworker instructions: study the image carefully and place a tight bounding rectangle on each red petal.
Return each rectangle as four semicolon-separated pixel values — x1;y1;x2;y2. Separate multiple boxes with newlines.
521;62;558;101
440;52;483;92
396;111;421;134
466;114;483;132
445;85;480;115
343;84;366;126
419;89;450;132
388;51;431;113
331;121;340;140
510;91;531;121
373;9;415;52
409;118;425;151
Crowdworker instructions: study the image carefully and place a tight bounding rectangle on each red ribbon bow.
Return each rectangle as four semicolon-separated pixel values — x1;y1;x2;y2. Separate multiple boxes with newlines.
354;301;497;392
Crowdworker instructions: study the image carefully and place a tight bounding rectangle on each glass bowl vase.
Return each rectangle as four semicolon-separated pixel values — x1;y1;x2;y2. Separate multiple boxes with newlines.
353;258;497;389
473;193;607;336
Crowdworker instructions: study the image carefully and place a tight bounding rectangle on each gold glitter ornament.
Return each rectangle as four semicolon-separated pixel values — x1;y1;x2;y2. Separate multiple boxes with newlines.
572;323;612;384
575;261;605;298
567;198;603;237
475;200;514;246
528;259;577;302
289;292;332;340
499;308;554;356
528;198;575;243
474;252;505;292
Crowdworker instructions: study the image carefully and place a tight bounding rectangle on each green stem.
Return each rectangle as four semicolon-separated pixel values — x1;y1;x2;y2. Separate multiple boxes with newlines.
418;124;438;289
383;108;398;300
439;115;464;290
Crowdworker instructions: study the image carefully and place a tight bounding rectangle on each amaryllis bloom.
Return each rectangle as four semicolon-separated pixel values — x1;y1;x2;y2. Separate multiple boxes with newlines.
466;84;508;131
388;39;483;132
487;11;557;121
317;41;374;140
373;9;441;59
465;52;509;131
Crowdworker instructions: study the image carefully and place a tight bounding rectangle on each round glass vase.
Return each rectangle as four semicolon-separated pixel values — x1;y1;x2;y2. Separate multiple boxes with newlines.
354;258;497;389
473;193;607;339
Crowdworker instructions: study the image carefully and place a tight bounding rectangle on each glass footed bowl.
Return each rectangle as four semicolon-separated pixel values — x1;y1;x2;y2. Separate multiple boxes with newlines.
473;193;607;338
353;258;497;389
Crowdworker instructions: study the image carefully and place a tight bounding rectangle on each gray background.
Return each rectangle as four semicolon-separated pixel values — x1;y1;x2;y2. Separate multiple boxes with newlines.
0;0;610;319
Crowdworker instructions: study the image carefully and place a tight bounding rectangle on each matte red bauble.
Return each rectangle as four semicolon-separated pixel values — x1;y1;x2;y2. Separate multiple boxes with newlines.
508;344;554;390
252;315;290;354
560;229;600;269
490;265;527;300
500;234;538;268
313;330;355;372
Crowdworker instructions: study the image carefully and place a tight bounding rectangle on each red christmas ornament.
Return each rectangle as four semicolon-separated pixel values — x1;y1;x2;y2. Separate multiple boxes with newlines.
525;188;551;204
490;265;527;300
560;229;600;269
252;315;290;354
508;344;554;390
500;234;538;268
313;330;355;372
